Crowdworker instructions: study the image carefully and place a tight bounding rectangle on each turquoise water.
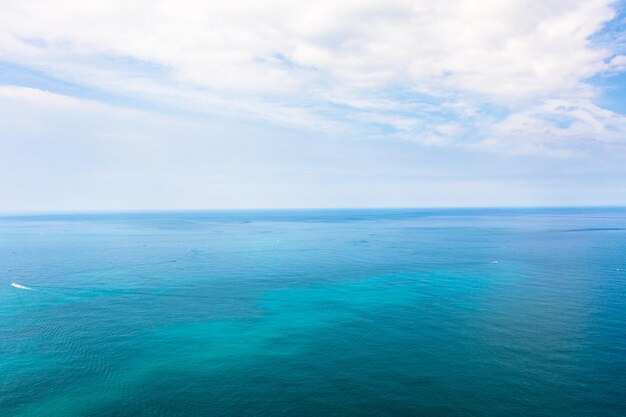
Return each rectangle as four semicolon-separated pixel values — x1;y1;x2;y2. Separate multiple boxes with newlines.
1;208;625;416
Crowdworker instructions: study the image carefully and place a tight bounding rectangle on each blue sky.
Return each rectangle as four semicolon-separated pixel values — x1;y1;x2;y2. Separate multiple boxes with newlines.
1;0;625;211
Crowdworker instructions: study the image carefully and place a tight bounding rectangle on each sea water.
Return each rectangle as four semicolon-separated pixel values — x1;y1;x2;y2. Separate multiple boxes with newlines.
0;208;625;416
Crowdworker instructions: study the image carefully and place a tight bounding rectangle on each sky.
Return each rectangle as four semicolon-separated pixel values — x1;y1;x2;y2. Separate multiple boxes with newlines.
0;0;625;212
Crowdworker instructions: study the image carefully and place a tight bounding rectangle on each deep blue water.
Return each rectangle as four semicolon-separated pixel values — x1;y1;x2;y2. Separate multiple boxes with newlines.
0;208;625;416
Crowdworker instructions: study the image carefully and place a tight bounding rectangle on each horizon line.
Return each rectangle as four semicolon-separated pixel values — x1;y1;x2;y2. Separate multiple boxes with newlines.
1;204;626;218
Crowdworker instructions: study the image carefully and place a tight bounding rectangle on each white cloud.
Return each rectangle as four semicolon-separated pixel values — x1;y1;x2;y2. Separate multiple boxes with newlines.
609;54;626;72
0;0;624;155
478;98;626;156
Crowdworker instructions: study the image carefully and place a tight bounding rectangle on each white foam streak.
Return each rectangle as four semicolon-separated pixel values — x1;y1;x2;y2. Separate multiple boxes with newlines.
11;282;34;290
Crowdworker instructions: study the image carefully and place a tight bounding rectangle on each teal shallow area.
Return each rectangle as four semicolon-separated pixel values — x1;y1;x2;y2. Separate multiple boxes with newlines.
0;208;625;416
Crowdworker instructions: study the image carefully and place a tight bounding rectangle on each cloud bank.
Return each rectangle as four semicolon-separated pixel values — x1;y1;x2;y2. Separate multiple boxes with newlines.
1;0;625;155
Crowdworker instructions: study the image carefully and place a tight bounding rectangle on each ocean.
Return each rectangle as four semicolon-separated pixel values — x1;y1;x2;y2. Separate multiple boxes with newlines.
1;208;625;416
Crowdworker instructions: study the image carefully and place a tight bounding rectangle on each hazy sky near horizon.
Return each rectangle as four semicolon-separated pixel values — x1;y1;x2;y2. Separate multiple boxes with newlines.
1;0;626;211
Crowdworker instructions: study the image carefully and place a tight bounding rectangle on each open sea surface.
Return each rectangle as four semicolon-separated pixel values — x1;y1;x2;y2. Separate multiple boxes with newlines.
0;208;625;416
